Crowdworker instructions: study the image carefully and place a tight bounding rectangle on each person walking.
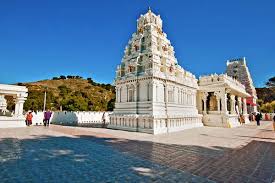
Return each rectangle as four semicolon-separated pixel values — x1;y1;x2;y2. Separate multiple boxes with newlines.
43;109;52;127
26;111;33;126
255;113;261;126
273;115;275;132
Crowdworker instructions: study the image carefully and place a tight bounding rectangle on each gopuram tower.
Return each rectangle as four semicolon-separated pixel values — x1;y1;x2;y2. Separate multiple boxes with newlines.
226;57;258;113
109;9;203;134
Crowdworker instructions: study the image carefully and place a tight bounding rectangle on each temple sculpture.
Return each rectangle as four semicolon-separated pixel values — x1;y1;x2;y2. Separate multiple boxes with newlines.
108;9;203;134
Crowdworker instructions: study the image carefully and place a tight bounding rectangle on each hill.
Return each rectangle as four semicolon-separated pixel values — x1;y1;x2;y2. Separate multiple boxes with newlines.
13;76;115;111
256;87;275;103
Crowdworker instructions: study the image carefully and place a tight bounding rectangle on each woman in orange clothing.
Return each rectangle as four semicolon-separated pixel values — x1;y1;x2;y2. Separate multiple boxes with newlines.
26;111;33;126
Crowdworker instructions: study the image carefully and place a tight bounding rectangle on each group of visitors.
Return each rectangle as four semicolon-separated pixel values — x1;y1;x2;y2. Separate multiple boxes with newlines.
25;109;52;127
248;112;275;131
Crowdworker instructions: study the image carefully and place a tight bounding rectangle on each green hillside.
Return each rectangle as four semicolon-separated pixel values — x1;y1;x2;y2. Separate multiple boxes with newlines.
15;76;115;111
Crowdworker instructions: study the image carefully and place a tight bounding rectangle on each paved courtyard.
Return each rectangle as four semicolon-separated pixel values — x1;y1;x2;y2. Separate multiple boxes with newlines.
0;121;274;183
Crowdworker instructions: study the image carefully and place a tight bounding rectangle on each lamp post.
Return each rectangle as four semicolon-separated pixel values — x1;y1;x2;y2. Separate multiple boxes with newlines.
43;86;48;112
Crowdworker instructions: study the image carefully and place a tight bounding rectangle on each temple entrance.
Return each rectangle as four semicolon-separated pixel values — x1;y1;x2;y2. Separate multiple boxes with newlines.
206;92;218;113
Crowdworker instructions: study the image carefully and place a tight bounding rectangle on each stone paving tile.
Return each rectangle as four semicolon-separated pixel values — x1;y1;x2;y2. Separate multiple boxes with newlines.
1;122;274;183
0;131;213;183
48;122;275;183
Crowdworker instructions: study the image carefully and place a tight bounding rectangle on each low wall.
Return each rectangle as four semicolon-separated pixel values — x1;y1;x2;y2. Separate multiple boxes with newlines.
0;116;26;128
32;111;112;127
109;114;203;134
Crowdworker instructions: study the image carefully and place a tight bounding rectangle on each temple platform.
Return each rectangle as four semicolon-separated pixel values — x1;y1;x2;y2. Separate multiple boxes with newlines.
0;116;26;128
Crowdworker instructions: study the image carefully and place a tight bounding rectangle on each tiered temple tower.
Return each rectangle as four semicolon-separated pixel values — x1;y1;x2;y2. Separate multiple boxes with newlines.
108;9;203;134
226;57;257;113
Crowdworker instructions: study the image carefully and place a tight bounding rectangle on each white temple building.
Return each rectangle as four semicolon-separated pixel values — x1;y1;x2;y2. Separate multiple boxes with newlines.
109;9;203;134
0;84;28;128
197;74;250;128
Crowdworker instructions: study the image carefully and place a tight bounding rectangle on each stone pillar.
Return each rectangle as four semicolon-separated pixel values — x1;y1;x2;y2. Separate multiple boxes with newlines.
147;83;150;101
191;93;194;106
202;92;208;114
173;87;175;103
14;96;26;117
184;91;187;104
115;87;118;103
192;91;196;106
120;88;122;102
164;84;168;103
221;92;228;114
243;98;248;114
151;82;156;102
237;96;242;114
135;83;140;102
126;85;129;102
177;87;180;104
214;91;221;112
230;95;236;114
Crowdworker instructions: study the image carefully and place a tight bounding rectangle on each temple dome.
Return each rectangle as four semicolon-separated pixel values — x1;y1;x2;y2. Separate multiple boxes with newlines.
137;8;162;30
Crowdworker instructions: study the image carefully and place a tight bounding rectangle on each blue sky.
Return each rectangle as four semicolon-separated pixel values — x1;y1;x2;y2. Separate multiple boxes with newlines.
0;0;274;87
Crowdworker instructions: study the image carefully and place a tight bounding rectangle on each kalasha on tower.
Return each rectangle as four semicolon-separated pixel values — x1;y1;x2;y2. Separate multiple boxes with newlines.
108;8;203;134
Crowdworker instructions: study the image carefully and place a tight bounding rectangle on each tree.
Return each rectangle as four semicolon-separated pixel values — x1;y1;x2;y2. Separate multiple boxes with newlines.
107;98;115;111
58;85;71;97
59;75;66;80
266;76;275;87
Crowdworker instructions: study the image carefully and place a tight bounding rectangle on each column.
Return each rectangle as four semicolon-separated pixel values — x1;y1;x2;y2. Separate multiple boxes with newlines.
202;92;208;114
120;88;122;102
237;96;242;114
193;92;197;106
184;91;187;104
214;91;221;112
151;82;156;102
115;87;118;103
126;85;129;102
178;88;180;104
243;98;248;114
14;96;26;117
147;83;150;101
173;87;175;103
230;94;236;114
155;84;158;102
164;84;168;103
135;83;139;102
221;93;228;114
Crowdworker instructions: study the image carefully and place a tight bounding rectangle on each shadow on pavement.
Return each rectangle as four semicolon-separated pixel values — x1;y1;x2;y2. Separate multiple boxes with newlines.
0;131;274;183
